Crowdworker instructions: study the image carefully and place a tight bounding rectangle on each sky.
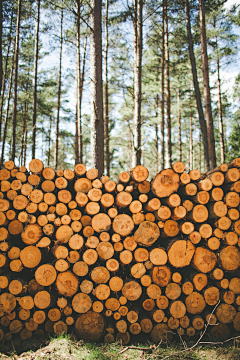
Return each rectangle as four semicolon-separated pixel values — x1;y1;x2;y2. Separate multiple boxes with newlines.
35;0;240;167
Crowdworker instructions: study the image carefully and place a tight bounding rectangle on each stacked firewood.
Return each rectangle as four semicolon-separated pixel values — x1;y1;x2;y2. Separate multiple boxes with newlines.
0;158;240;345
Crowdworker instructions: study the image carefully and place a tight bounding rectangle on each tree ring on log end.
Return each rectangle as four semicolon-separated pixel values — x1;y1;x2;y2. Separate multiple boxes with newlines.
74;311;105;341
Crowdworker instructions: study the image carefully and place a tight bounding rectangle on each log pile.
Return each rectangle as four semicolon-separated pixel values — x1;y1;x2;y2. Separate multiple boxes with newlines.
0;158;240;345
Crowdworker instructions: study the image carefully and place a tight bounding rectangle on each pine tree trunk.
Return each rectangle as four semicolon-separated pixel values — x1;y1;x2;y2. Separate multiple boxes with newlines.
132;0;143;167
79;32;88;163
55;7;63;170
214;18;225;164
11;0;22;161
199;0;216;169
185;0;210;171
47;116;52;166
199;133;201;172
161;0;165;170
32;0;41;159
76;0;81;164
155;95;159;174
189;113;192;170
1;60;14;164
21;101;27;166
177;89;181;161
0;0;2;97
193;116;196;169
104;0;110;176
90;0;104;176
23;104;28;167
165;3;171;168
0;10;13;143
75;59;79;164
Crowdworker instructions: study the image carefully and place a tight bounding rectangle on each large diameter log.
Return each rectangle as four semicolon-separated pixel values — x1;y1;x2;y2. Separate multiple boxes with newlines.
219;246;240;271
193;247;217;273
151;169;179;198
122;281;142;301
168;240;195;268
210;323;230;342
133;221;160;246
112;214;134;236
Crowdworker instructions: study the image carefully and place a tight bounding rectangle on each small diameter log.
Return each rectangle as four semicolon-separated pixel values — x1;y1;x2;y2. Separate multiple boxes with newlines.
21;224;42;245
74;178;92;193
185;292;206;314
109;277;123;292
156;206;171;221
35;264;57;286
225;168;240;183
193;247;217;273
112;214;134;237
131;165;148;182
207;237;220;251
150;248;167;266
95;284;110;300
20;246;41;268
151;266;171;287
104;180;116;193
182;281;194;295
72;293;92;313
162;220;179;237
97;242;114;260
187;205;208;223
189;231;201;244
152;169;179;198
34;290;51;309
116;331;130;345
210;187;224;201
165;283;181;300
91;267;110;284
134;221;160;246
138;180;151;193
204;286;220;305
122;281;142;301
151;324;173;343
56;271;79;297
168;240;195;268
216;303;236;324
180;222;194;235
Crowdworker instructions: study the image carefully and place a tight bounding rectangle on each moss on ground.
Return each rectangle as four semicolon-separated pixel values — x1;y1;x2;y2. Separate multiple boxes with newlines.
0;334;240;360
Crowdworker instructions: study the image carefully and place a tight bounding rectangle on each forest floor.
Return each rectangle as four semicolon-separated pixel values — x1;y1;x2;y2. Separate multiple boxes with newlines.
0;334;240;360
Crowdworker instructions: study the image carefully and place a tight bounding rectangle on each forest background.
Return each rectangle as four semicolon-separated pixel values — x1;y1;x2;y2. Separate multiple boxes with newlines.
0;0;240;180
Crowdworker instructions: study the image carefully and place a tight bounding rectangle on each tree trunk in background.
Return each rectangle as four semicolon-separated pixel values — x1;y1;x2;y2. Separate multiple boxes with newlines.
55;6;63;170
189;113;192;170
90;0;104;175
21;101;27;166
155;95;159;174
23;103;28;167
104;0;110;176
0;0;2;97
0;10;13;143
193;115;196;169
199;132;202;172
11;0;22;161
48;116;52;166
1;60;14;164
32;0;41;159
79;32;87;162
165;2;171;168
76;0;81;164
214;18;225;164
132;0;143;167
177;89;181;161
185;0;210;171
75;60;79;164
160;0;165;170
199;0;216;169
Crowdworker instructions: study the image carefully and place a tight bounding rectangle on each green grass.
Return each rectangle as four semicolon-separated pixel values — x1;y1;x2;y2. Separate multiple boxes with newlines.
1;335;240;359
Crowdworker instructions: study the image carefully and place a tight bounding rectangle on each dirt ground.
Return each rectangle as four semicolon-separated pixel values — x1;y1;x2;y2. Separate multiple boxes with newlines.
0;334;240;360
